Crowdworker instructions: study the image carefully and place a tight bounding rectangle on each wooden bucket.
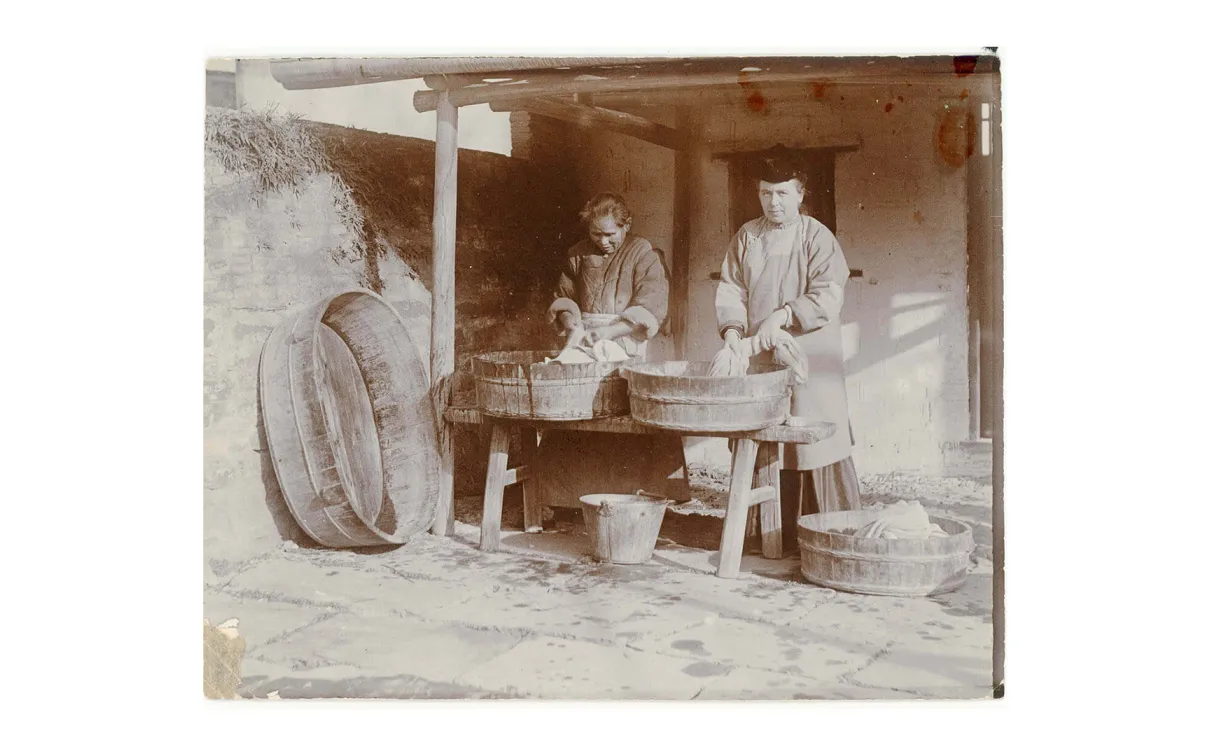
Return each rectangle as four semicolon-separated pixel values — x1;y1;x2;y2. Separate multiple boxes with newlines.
580;494;669;564
473;350;629;420
622;361;791;432
797;511;975;597
259;290;439;548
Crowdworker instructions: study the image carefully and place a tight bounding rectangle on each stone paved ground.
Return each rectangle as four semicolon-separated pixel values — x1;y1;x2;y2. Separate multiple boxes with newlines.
204;473;995;700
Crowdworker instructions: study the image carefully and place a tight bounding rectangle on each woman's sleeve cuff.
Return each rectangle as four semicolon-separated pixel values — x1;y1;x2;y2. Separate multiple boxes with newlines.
547;298;582;325
620;306;660;339
718;321;747;339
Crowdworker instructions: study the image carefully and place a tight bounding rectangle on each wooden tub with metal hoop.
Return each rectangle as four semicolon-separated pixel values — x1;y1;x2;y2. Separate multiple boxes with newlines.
259;289;439;548
622;361;792;432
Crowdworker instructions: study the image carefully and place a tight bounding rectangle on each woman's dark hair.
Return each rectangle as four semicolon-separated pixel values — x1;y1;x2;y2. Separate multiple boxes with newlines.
578;192;632;227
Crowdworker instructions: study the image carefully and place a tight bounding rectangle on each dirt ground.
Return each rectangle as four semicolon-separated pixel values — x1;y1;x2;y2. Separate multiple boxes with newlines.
205;470;995;700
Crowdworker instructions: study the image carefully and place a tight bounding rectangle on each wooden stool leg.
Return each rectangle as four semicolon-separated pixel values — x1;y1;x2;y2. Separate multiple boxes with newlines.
718;439;759;579
480;424;511;552
756;442;783;559
520;427;542;533
744;505;761;554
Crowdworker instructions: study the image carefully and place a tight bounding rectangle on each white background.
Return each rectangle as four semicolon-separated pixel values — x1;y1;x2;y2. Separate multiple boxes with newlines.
4;1;1207;751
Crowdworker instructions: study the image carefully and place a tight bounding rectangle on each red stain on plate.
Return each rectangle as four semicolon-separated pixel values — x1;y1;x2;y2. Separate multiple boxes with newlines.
953;56;979;77
937;109;974;167
739;71;767;112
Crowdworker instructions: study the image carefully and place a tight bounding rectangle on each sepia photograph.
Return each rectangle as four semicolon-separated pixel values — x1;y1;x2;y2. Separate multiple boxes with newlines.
202;52;1004;701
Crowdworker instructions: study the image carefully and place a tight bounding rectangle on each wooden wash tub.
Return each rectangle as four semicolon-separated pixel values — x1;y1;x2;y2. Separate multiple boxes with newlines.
259;290;439;548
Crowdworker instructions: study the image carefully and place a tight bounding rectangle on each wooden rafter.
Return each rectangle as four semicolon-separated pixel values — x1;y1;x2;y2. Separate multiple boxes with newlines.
421;62;658;91
492;97;690;152
270;57;672;90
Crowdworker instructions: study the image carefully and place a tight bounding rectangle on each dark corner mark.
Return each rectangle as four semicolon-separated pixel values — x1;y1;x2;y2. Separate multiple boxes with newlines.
953;56;980;77
994;682;1005;699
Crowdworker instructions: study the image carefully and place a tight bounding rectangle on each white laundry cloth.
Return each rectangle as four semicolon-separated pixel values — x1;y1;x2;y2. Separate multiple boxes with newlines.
547;339;630;365
854;500;948;540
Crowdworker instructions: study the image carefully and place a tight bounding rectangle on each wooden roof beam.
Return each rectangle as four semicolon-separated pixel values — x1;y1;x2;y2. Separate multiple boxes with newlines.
418;54;997;93
269;57;671;90
413;69;906;113
422;63;657;91
413;55;999;111
491;97;692;152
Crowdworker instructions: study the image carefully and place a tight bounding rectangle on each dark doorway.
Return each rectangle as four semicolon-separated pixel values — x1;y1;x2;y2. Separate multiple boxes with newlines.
724;146;844;236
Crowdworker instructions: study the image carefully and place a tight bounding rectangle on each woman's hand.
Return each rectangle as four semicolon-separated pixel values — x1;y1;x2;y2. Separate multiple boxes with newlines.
755;309;791;352
584;322;633;346
557;311;580;332
563;325;587;350
724;329;743;355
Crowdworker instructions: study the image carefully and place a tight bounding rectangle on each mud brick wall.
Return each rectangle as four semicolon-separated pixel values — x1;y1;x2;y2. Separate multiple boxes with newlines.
204;119;580;577
315;119;585;497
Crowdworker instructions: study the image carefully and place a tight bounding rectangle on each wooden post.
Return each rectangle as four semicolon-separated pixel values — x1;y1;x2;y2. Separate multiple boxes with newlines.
430;90;458;536
968;316;981;440
672;107;708;361
988;90;1005;697
671;108;692;360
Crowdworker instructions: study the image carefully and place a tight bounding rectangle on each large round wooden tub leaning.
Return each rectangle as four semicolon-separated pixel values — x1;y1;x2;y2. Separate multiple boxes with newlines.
622;361;792;432
473;350;629;420
259;290;439;548
797;511;975;597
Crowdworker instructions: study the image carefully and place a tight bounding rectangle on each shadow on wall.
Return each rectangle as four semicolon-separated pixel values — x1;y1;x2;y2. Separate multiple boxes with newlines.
842;284;955;378
838;274;970;472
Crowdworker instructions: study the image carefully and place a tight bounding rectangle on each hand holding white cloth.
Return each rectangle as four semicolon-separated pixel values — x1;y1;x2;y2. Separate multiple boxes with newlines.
550;338;630;365
707;330;808;384
707;345;749;377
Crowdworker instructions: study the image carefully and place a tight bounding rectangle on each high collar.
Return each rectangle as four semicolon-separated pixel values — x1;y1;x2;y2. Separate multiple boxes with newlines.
763;214;802;231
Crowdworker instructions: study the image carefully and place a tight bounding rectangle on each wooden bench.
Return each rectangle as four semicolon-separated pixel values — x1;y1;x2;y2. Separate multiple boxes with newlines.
446;407;836;578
